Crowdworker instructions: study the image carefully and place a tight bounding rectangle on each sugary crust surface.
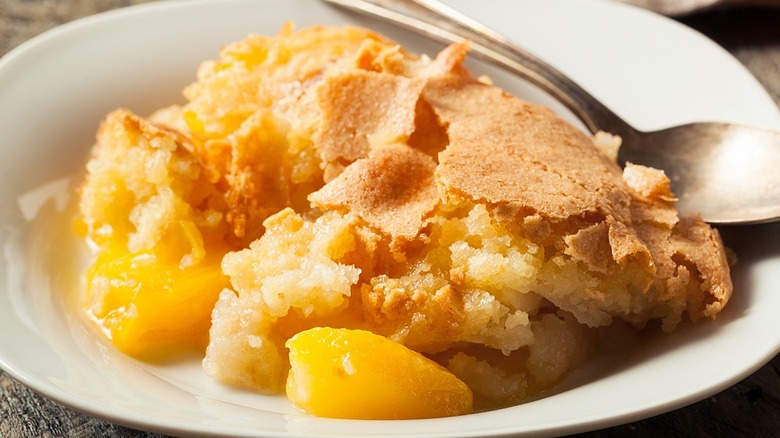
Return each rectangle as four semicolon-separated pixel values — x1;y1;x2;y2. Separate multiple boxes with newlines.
431;74;630;223
309;144;438;246
314;71;425;179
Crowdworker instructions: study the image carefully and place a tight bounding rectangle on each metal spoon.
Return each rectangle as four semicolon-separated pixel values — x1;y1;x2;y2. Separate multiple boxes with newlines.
618;0;780;17
322;0;780;224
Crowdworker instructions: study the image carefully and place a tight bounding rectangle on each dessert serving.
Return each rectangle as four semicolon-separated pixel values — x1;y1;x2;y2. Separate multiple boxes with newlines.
77;23;732;418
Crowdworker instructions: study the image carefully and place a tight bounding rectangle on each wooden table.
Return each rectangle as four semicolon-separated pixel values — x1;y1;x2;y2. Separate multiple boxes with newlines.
1;1;778;436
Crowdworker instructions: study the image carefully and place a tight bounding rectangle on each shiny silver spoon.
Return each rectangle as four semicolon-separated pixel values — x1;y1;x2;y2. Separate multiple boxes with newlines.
322;0;780;224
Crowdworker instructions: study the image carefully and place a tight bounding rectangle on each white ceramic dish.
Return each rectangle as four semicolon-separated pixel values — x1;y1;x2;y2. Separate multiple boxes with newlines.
1;0;779;436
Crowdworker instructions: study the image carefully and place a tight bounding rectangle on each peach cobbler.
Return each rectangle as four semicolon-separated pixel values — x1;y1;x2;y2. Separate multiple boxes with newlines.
77;24;732;418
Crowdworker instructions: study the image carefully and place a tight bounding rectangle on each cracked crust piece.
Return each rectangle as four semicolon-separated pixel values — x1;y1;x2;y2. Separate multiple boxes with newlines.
314;71;426;181
431;74;630;224
309;144;438;249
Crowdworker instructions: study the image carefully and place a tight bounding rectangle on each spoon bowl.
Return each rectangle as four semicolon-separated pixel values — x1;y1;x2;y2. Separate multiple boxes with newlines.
623;122;780;223
323;0;780;224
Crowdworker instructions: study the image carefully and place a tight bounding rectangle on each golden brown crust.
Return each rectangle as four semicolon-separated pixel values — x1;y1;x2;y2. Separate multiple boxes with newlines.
309;144;438;247
563;222;612;274
669;216;733;318
314;70;425;180
430;74;630;224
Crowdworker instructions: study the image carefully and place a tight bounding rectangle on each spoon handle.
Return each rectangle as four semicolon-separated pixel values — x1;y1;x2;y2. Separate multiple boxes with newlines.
324;0;634;136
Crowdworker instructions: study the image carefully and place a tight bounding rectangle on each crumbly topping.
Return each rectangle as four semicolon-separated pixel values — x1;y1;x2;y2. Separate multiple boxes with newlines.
623;162;677;202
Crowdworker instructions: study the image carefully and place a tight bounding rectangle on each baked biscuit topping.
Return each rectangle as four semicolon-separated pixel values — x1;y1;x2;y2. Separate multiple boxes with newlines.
78;24;732;415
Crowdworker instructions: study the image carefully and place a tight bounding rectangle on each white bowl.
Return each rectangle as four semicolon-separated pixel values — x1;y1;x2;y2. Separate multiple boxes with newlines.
1;0;779;436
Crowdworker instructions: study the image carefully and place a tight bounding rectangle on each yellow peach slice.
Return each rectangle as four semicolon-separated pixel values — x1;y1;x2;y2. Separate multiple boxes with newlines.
85;245;228;359
285;327;473;419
